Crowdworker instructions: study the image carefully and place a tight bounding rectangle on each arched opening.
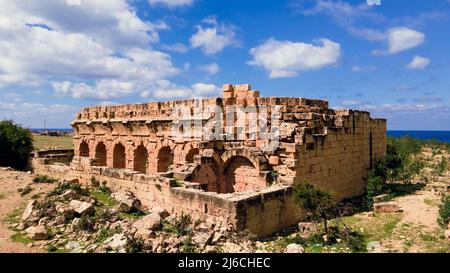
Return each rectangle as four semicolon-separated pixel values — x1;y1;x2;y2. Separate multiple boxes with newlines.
185;148;199;163
79;142;89;157
157;146;173;173
192;162;220;192
223;156;262;193
133;145;148;174
113;143;126;169
95;142;107;166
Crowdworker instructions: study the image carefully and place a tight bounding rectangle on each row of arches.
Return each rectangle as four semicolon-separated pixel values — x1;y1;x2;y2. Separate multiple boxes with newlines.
78;141;196;174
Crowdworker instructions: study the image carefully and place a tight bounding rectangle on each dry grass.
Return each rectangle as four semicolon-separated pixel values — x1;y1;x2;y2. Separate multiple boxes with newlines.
32;134;73;150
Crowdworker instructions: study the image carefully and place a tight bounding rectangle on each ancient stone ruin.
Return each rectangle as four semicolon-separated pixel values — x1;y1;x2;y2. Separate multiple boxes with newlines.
33;84;386;237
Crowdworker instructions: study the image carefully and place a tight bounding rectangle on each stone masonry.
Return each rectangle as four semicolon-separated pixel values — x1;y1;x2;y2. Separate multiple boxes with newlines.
34;84;386;237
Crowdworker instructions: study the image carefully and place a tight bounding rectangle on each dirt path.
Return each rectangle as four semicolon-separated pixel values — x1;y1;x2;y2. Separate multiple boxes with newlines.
379;189;448;253
0;168;53;253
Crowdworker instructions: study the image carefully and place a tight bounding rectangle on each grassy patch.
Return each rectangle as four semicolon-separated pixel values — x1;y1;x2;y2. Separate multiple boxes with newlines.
119;211;146;220
90;190;117;207
18;185;33;196
32;134;73;150
11;230;33;244
33;175;58;184
0;193;7;200
424;198;439;207
4;207;24;225
341;212;403;242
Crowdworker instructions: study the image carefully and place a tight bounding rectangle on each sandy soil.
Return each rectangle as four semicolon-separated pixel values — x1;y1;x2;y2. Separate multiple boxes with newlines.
0;168;53;253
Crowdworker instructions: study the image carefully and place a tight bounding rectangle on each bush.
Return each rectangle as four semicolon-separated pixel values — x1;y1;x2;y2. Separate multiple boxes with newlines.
33;175;58;184
438;195;450;229
293;180;334;234
162;214;192;236
0;120;33;170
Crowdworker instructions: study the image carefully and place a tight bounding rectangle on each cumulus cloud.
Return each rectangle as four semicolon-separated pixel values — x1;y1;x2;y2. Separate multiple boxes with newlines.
190;17;237;55
148;0;195;8
351;65;377;72
198;63;220;75
386;27;425;54
0;0;185;101
163;43;189;53
248;38;341;79
406;55;430;70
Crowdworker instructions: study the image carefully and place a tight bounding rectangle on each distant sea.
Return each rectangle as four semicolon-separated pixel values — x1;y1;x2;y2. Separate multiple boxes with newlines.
388;130;450;142
30;128;73;133
28;129;450;142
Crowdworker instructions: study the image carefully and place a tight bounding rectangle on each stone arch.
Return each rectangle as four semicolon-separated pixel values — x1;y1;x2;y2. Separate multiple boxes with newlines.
221;149;265;172
157;146;174;173
79;141;90;157
223;156;262;193
95;142;107;166
113;143;126;169
192;160;221;192
133;144;148;174
185;148;200;163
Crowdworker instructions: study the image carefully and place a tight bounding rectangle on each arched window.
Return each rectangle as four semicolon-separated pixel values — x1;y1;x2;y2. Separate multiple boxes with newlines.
79;142;89;157
157;146;173;173
95;142;107;166
223;156;260;193
185;148;199;163
113;143;126;169
133;145;148;174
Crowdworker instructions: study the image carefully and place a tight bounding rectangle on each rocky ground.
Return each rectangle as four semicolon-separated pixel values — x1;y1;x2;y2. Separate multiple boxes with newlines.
0;166;448;253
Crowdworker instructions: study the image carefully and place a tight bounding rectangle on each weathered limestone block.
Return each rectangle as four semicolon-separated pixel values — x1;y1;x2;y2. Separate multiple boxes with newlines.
26;226;48;240
284;243;305;253
373;202;399;213
111;191;142;213
69;200;95;216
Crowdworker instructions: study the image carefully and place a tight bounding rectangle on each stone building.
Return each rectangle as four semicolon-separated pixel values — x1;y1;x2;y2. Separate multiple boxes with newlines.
34;84;386;237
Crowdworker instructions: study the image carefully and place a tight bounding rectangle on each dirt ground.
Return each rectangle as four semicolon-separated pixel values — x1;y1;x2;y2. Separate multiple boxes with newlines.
0;166;448;253
0;168;53;253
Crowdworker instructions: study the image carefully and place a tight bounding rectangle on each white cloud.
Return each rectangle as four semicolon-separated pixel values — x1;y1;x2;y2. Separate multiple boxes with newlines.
248;38;341;79
351;65;377;72
198;63;220;75
148;0;194;8
406;55;430;70
387;27;425;54
163;43;189;53
190;17;237;55
0;0;184;100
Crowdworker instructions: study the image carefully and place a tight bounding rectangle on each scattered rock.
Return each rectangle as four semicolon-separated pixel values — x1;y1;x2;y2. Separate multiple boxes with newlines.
21;200;41;227
283;243;304;253
69;200;94;216
192;231;214;248
297;222;318;238
26;226;48;240
373;194;389;203
445;230;450;240
221;242;242;253
367;241;382;253
104;234;128;252
373;202;400;213
204;245;218;253
132;213;162;232
112;191;141;213
150;206;169;220
60;190;78;200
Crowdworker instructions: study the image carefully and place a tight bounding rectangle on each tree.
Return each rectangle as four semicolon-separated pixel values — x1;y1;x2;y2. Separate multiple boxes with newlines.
0;120;33;170
293;180;334;234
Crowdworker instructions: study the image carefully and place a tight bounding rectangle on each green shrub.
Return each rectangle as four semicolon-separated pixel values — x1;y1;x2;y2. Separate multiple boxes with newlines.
18;185;33;196
0;120;33;170
33;175;58;184
162;214;192;236
180;237;197;253
293;180;334;234
48;181;89;197
438;195;450;228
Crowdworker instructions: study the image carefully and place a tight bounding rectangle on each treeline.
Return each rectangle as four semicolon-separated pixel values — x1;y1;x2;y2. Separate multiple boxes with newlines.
0;120;33;170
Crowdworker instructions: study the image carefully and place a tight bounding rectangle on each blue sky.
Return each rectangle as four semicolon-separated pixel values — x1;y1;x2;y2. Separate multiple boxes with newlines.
0;0;449;130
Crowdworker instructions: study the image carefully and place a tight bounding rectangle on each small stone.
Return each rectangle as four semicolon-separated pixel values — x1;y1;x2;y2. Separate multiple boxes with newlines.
60;190;78;200
104;234;127;252
373;202;399;213
445;230;450;240
204;245;218;253
69;200;94;216
283;243;304;253
132;213;162;231
26;226;48;240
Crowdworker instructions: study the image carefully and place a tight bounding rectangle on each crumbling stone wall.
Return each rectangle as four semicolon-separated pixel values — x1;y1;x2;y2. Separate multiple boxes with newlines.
33;83;386;236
